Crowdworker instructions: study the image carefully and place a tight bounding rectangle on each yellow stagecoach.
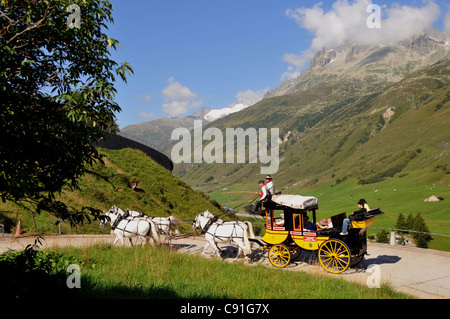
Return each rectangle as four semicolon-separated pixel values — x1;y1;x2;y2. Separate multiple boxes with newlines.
249;194;383;273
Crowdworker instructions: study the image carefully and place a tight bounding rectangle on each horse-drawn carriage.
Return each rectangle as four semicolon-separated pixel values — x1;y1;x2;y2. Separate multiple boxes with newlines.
250;194;384;273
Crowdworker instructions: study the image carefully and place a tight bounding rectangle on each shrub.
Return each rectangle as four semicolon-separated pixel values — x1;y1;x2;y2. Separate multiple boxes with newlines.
0;243;82;299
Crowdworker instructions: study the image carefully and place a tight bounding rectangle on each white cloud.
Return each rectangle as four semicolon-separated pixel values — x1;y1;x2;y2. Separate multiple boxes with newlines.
135;94;152;102
283;0;441;78
444;11;450;34
235;88;268;103
138;112;155;119
161;78;202;117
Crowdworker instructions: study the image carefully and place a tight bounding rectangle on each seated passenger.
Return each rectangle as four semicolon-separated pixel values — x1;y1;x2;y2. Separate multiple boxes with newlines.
275;213;285;226
317;218;333;230
303;215;317;231
340;199;368;235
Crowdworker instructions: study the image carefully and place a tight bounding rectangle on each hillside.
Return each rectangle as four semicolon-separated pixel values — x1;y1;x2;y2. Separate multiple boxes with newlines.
0;148;222;234
176;59;450;191
168;58;450;251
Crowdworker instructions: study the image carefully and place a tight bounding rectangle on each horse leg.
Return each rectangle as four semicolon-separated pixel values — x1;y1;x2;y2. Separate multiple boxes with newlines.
119;233;125;246
202;241;211;255
234;240;246;261
210;240;221;259
128;236;134;247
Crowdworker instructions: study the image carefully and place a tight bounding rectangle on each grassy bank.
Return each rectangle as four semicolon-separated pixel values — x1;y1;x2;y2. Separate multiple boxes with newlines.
50;244;411;299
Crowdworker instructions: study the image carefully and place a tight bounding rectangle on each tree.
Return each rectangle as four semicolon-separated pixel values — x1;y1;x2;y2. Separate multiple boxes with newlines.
412;213;433;249
395;212;406;233
0;0;133;224
376;229;389;243
405;213;415;232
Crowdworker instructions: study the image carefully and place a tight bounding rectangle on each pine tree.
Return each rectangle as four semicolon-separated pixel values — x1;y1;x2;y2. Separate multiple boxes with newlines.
405;213;415;232
395;213;406;233
413;213;432;248
377;229;389;243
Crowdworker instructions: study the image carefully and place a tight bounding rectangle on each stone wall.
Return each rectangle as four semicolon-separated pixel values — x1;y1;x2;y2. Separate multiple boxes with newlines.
95;132;173;172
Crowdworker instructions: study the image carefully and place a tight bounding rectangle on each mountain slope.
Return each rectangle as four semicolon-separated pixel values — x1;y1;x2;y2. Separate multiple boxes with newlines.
0;148;222;234
266;32;449;98
175;59;450;194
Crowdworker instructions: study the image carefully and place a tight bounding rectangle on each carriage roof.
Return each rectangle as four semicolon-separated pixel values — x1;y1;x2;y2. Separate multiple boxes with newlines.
270;194;318;211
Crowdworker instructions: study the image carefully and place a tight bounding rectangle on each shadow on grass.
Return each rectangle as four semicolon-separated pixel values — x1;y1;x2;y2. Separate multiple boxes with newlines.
79;275;214;299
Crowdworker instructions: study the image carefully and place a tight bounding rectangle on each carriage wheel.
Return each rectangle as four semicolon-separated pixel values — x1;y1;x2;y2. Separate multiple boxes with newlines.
318;239;350;274
351;254;364;266
268;244;291;268
250;246;268;264
249;241;267;264
289;246;301;260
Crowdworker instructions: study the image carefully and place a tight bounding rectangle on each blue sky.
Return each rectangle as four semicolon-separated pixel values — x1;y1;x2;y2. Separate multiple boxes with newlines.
106;0;450;128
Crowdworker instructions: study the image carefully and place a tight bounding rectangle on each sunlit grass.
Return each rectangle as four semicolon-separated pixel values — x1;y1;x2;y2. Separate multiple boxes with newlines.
54;244;412;299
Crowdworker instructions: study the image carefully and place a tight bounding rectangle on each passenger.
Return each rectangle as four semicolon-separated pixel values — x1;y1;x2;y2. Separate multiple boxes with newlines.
275;213;284;226
303;215;316;231
317;218;333;230
340;199;368;235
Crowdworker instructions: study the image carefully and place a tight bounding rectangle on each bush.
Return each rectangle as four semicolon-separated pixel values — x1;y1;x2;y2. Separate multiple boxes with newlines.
0;243;82;299
376;229;390;243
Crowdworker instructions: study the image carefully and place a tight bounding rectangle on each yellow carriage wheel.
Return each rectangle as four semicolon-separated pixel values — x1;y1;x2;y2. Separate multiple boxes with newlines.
318;239;350;274
268;244;291;268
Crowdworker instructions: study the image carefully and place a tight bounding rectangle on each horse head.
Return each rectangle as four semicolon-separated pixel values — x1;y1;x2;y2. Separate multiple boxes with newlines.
99;212;112;228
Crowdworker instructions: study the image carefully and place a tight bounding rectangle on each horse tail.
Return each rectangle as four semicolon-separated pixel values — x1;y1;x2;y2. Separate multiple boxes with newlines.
242;224;251;255
169;216;180;234
244;221;255;239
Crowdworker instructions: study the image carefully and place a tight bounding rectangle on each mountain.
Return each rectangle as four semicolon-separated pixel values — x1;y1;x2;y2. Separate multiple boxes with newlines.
120;107;211;155
265;32;449;98
203;96;261;122
170;31;449;194
121;96;260;154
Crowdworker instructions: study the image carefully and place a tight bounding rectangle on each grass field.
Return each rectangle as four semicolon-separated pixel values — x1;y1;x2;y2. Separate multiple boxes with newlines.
50;244;412;299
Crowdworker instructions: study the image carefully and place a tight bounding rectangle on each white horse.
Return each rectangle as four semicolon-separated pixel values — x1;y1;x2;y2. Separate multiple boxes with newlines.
123;209;181;236
100;210;160;246
201;210;255;245
192;211;252;260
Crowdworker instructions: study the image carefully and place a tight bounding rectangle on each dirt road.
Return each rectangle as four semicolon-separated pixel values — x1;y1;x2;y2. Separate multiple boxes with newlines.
1;234;449;299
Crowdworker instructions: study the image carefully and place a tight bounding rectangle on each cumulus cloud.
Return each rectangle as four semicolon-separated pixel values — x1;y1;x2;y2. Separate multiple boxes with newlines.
135;94;152;102
445;11;450;34
283;0;441;79
138;112;155;119
161;78;202;117
235;88;268;103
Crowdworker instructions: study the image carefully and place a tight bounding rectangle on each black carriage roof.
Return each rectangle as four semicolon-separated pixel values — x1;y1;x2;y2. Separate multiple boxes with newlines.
269;194;318;211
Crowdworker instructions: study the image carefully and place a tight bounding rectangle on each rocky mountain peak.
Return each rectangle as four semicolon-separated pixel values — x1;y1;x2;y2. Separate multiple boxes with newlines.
309;47;337;69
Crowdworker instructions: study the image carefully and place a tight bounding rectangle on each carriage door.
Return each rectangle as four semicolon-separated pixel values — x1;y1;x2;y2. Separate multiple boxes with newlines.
265;210;274;230
293;214;302;234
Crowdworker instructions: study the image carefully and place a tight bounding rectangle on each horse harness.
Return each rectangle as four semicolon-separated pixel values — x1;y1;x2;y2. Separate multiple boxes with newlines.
201;215;245;242
111;214;152;236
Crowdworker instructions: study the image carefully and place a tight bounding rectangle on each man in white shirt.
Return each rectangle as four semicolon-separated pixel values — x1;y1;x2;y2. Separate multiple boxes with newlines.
248;180;268;214
265;175;274;195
